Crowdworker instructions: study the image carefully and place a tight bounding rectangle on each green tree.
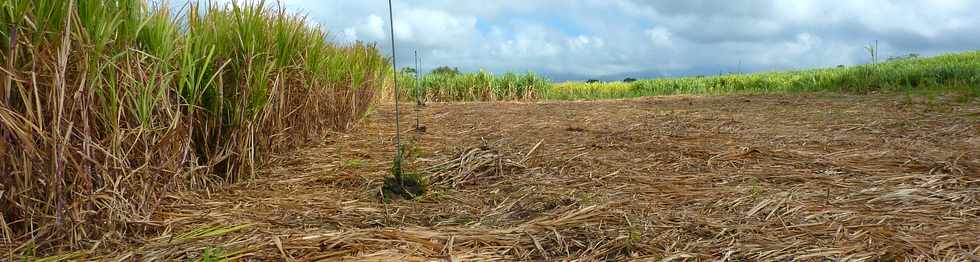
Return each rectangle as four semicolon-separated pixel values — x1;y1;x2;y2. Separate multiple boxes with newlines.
431;66;460;76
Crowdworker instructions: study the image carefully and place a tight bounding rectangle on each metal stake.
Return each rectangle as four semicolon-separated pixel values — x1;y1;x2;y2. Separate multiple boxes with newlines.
387;0;402;178
414;50;421;129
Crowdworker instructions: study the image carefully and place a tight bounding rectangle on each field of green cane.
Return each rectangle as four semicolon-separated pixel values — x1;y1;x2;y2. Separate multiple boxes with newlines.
398;51;980;102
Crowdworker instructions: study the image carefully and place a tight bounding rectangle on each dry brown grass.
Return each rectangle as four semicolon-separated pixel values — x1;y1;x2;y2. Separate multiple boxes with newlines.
15;93;979;261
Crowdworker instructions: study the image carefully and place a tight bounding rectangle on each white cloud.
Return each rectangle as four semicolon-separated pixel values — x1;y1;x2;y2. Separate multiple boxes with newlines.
393;20;414;41
362;15;387;40
161;0;980;80
398;8;479;46
568;35;604;50
644;27;673;47
340;27;358;43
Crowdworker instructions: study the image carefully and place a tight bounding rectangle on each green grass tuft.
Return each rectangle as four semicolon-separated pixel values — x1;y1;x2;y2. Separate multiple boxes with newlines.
383;146;427;201
199;247;225;262
382;172;428;201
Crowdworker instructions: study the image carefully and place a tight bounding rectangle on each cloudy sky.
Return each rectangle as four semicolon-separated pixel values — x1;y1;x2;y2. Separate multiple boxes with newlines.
200;0;978;81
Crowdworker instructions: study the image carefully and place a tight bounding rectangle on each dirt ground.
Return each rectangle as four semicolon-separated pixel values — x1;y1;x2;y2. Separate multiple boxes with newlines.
126;94;978;261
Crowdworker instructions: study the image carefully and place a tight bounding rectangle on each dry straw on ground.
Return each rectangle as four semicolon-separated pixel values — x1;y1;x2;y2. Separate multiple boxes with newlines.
13;94;977;261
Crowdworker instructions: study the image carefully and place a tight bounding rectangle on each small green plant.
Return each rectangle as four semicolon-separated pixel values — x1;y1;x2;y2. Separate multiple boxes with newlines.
382;148;427;201
575;192;598;205
400;141;423;158
622;225;644;253
382;170;427;201
343;159;367;168
199;246;225;262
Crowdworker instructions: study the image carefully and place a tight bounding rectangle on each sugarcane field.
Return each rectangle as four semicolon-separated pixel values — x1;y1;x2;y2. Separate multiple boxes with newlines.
2;0;979;261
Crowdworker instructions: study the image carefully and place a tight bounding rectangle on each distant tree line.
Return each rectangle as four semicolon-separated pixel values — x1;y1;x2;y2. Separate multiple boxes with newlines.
431;66;461;76
585;77;637;83
401;65;462;76
888;53;920;61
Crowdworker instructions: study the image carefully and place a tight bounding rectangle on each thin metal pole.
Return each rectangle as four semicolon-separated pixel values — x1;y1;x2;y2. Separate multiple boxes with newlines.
387;0;402;171
415;51;425;100
874;40;879;64
418;52;423;104
414;50;421;129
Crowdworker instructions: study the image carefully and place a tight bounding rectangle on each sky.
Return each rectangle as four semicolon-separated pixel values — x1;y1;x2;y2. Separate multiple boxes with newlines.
184;0;979;81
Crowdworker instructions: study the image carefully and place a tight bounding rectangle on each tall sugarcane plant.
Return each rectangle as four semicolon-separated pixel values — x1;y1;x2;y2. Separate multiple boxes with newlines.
0;0;391;253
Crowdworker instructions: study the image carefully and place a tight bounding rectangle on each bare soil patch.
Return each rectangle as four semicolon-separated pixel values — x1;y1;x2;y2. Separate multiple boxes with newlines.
115;94;980;260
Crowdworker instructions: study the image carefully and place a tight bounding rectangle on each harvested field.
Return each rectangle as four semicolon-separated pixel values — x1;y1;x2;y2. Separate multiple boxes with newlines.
70;94;980;260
